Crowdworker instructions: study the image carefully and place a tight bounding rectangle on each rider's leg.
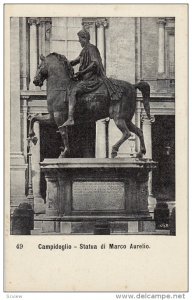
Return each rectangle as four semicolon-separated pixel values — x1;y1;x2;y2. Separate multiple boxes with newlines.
59;85;81;127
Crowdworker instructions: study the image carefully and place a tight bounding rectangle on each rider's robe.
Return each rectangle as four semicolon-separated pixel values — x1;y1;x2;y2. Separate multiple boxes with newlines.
75;43;124;101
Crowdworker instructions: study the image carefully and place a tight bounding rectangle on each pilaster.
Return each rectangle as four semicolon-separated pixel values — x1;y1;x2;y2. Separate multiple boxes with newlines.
10;17;27;210
82;17;109;158
28;18;40;90
31;122;45;213
82;18;96;45
20;17;28;90
157;18;166;77
95;18;108;70
141;114;156;211
95;119;109;158
95;18;109;157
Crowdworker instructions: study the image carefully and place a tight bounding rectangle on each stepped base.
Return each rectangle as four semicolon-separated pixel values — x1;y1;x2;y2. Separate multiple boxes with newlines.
32;215;159;235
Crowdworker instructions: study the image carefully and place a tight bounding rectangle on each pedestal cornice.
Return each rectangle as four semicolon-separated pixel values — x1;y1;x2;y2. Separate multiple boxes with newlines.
41;158;157;170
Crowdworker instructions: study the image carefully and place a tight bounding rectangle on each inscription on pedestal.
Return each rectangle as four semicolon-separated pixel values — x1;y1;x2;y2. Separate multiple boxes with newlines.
72;181;125;211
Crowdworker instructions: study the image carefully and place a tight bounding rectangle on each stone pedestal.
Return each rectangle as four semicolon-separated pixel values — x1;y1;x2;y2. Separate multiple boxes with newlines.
40;158;156;234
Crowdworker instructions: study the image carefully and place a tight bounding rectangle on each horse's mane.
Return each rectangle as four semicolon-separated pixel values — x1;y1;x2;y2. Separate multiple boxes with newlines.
47;52;74;79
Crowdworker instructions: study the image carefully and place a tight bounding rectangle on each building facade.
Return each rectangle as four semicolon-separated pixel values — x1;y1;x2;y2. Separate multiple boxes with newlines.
10;17;175;214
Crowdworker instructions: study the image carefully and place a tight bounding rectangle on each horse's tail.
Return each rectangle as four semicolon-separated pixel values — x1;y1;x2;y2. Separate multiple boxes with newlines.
134;81;152;121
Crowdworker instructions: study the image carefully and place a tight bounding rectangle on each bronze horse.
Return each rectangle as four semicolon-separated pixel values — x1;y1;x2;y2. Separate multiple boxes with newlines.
29;52;152;158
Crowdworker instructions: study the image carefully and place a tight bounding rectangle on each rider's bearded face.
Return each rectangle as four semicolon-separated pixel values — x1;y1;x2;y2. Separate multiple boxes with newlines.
79;36;87;48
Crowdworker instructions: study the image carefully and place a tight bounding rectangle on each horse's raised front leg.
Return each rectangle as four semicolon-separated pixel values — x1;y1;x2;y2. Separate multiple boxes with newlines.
126;121;146;158
111;118;132;158
28;113;54;144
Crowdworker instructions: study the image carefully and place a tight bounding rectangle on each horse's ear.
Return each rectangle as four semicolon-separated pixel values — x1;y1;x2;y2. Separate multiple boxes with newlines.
40;54;45;61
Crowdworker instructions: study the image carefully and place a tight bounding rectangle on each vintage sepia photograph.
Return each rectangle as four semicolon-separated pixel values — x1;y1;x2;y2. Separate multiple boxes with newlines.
4;3;188;293
10;15;175;236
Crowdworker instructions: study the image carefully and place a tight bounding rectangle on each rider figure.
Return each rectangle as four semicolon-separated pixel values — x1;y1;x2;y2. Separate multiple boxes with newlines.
60;29;122;127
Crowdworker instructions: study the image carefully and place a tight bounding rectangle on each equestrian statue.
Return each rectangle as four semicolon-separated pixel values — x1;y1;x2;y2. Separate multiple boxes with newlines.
29;29;153;158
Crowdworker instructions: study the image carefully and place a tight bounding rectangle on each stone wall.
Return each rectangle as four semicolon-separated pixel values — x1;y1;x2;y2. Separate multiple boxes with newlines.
141;18;159;79
106;17;135;83
50;17;82;72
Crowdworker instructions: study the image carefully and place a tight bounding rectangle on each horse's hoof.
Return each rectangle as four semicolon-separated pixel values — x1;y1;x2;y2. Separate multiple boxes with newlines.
58;124;65;129
136;151;143;159
59;119;74;127
32;136;38;145
59;150;71;158
58;127;67;135
29;131;35;138
59;153;67;158
28;133;38;145
150;116;155;123
111;151;117;158
27;113;39;121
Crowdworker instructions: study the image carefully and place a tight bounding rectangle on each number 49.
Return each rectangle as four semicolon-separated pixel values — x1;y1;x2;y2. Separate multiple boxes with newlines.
16;244;23;249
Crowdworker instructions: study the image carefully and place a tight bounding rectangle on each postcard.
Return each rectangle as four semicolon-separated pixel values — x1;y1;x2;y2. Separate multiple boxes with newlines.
4;3;188;293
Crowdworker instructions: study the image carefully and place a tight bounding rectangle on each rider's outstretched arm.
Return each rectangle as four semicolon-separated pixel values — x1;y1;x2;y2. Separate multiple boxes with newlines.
70;57;80;66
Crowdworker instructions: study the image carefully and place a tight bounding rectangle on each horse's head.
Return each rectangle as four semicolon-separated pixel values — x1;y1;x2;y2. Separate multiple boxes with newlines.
33;53;74;88
33;55;48;87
